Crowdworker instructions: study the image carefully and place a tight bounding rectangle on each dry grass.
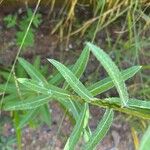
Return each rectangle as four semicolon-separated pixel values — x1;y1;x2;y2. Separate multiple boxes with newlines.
1;0;149;40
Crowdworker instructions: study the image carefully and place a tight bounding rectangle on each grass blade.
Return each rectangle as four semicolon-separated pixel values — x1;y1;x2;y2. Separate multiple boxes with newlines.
88;66;141;96
86;42;129;106
64;103;88;150
84;109;114;150
48;59;93;101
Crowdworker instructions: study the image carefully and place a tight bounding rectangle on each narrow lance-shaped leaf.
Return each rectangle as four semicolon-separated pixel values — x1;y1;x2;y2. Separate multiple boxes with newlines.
57;98;80;122
49;47;91;140
18;57;47;84
16;78;70;126
33;56;41;70
16;62;28;78
0;84;18;94
17;78;71;99
64;103;88;150
48;59;93;101
0;70;14;82
72;46;90;78
62;46;91;140
104;97;150;110
48;65;73;85
18;58;51;128
88;66;141;96
86;42;129;106
64;46;90;89
84;109;114;150
3;95;52;110
140;125;150;150
49;47;90;87
40;105;52;126
17;109;38;129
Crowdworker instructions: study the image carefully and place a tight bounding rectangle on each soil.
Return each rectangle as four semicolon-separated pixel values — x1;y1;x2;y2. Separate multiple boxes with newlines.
0;6;149;150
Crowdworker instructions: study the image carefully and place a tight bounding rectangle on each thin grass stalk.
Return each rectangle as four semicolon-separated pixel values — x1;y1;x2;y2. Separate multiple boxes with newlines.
0;0;41;114
92;0;106;42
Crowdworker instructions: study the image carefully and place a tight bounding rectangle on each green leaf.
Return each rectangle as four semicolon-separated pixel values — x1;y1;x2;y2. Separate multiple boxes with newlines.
26;8;42;28
18;58;47;84
48;65;73;85
69;46;90;79
64;103;88;150
48;59;93;101
16;62;28;78
107;97;150;110
88;66;141;96
17;78;49;94
0;70;14;82
17;109;38;129
4;14;17;28
19;19;29;31
0;83;28;94
33;56;41;70
48;47;91;139
140;125;150;150
17;78;71;99
64;46;90;89
0;84;17;94
57;98;80;122
1;94;19;104
128;99;150;110
62;46;91;138
86;42;129;106
48;71;64;85
3;95;52;110
40;105;52;126
16;29;34;48
84;109;114;150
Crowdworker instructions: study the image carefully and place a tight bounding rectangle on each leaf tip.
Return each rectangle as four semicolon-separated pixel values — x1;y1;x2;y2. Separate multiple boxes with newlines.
47;58;55;64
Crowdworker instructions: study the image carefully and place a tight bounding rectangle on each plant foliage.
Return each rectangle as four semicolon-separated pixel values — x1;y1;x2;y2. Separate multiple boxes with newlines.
1;43;150;149
3;8;42;48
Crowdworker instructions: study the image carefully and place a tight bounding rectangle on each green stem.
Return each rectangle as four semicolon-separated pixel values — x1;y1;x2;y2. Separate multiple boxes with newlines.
14;112;22;150
69;95;150;120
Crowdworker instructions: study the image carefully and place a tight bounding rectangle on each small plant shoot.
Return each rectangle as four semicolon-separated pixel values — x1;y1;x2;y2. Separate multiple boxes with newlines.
3;8;42;49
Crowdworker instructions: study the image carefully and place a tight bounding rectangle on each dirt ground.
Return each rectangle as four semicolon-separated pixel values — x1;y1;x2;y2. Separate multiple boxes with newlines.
0;6;148;150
